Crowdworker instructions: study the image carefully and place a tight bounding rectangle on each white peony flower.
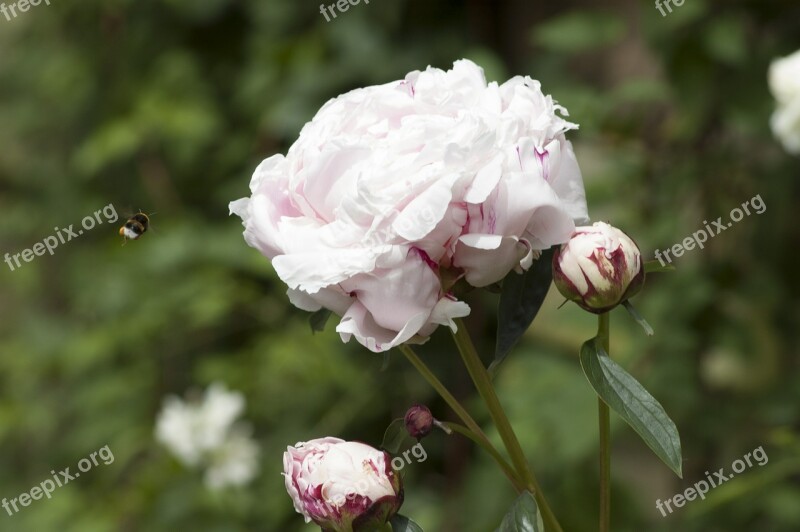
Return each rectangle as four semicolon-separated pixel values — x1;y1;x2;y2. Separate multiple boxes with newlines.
769;49;800;154
155;382;259;489
231;59;588;352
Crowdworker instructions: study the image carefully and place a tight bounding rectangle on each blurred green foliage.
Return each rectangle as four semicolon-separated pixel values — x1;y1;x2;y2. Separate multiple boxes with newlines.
0;0;799;531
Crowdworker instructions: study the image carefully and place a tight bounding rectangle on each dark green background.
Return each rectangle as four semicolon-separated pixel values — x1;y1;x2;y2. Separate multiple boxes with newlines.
1;0;798;530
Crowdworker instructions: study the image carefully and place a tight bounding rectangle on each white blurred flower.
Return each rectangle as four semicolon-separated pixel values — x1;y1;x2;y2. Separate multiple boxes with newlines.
205;428;261;490
769;49;800;154
155;382;259;489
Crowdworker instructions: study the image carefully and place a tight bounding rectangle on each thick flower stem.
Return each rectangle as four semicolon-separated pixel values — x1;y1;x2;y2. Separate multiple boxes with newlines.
452;319;563;532
397;345;524;491
598;312;611;532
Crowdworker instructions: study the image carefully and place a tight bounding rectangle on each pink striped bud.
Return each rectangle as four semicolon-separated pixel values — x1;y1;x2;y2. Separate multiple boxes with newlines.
552;222;644;314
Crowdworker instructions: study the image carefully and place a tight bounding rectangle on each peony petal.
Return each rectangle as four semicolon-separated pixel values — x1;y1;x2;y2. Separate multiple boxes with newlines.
454;235;529;287
286;286;354;316
464;154;503;204
428;297;471;332
336;301;430;353
393;177;454;240
340;250;440;332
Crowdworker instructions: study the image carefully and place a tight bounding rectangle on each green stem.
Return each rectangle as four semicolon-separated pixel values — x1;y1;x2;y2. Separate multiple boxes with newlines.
452;319;563;532
397;345;523;490
442;422;523;491
598;312;611;532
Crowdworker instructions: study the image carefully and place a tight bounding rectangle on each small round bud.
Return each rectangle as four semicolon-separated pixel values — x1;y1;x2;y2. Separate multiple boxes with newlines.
404;405;434;440
552;222;644;314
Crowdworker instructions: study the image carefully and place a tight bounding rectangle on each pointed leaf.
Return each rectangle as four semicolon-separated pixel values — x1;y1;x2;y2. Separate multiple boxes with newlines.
580;338;683;477
495;491;544;532
492;248;554;375
390;514;424;532
309;309;332;333
622;301;654;336
381;418;416;455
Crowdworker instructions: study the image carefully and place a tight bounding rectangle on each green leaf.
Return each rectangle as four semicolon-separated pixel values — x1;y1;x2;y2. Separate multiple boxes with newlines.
309;309;332;334
492;248;554;376
495;491;544;532
622;301;654;336
580;338;683;477
644;260;675;274
381;418;416;455
390;514;424;532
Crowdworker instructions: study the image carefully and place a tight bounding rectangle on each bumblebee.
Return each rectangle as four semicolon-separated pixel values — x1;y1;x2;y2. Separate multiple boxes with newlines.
119;212;151;242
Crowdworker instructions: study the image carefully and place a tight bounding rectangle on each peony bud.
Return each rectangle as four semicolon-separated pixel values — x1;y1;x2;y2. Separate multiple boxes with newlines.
283;437;403;531
404;405;434;440
552;222;644;314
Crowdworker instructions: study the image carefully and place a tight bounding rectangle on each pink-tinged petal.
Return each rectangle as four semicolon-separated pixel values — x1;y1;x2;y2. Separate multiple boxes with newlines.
230;156;301;260
454;235;529;287
524;203;576;250
273;246;378;294
341;250;440;332
515;239;535;272
393;177;454;240
412;202;467;265
464;169;542;239
286;286;353;315
272;218;388;293
464;154;503;204
337;301;430;353
541;138;589;225
300;147;372;222
428;297;471;332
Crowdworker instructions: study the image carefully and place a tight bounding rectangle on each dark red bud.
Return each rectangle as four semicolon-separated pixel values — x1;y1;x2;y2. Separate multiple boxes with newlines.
404;405;434;440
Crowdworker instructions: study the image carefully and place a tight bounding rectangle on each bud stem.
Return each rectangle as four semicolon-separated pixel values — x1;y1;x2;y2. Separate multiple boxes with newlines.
433;419;453;435
598;312;611;532
397;344;524;491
